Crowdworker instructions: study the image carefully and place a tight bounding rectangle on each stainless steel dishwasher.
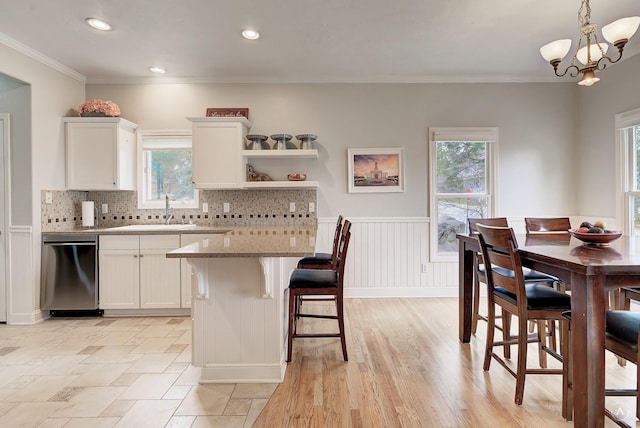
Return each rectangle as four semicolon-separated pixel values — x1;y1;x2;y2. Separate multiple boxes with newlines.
41;234;101;316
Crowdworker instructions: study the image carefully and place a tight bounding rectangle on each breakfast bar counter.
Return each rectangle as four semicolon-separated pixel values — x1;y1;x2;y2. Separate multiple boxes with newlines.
167;226;316;383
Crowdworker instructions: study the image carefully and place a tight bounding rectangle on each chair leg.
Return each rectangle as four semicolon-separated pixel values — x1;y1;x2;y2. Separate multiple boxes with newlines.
547;320;557;352
537;320;548;369
515;316;529;405
336;294;348;361
483;299;496;371
286;289;296;363
503;309;511;359
636;355;640;421
615;290;629;367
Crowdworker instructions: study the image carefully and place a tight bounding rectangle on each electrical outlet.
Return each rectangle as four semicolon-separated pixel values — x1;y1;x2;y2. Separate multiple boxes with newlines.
309;202;315;213
223;202;230;213
101;203;108;214
289;202;296;213
290;236;296;247
202;202;208;213
223;237;230;247
45;192;53;204
421;263;428;273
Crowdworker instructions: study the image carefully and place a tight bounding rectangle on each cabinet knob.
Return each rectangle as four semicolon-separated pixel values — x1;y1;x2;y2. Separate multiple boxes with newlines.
139;254;144;258
134;255;138;258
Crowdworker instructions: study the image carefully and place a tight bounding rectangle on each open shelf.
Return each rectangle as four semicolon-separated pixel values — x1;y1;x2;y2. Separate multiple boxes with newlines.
241;149;318;159
242;180;319;189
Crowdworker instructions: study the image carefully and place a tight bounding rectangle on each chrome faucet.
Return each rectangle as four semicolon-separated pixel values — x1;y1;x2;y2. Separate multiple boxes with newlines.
165;194;174;224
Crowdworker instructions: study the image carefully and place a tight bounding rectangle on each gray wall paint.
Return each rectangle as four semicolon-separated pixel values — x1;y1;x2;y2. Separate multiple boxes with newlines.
0;74;32;226
87;82;578;219
576;53;640;218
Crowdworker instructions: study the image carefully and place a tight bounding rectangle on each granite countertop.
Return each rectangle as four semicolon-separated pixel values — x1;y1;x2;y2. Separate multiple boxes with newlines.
167;226;317;258
41;225;231;235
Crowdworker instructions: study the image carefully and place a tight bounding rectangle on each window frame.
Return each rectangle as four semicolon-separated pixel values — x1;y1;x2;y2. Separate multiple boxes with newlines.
136;130;199;210
428;127;498;262
616;107;640;235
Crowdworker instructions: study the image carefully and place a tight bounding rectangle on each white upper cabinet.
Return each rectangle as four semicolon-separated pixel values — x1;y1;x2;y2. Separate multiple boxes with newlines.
189;117;250;189
189;117;319;189
64;117;138;190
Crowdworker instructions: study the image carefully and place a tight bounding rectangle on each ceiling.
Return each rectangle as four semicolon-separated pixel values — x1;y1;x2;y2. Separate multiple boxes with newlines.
1;0;639;84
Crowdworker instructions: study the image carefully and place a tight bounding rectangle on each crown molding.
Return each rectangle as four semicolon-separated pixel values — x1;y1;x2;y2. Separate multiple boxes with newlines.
0;32;86;83
85;74;561;85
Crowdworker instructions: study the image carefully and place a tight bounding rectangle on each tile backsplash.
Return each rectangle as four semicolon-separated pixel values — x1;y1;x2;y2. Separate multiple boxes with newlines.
41;189;317;231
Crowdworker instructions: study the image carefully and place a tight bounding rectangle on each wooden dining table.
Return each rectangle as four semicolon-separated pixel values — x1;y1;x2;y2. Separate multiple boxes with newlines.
457;231;640;428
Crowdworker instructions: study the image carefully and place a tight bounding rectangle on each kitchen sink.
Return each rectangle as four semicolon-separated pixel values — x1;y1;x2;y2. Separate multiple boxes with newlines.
106;224;199;232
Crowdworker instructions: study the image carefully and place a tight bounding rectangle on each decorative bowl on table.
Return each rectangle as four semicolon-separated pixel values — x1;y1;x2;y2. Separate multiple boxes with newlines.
568;229;622;245
287;173;307;181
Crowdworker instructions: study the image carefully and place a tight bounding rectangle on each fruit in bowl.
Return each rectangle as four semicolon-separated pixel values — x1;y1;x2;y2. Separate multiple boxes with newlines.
570;222;622;245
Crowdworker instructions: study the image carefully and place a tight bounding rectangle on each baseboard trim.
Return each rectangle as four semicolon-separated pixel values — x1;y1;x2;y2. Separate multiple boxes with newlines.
8;309;46;325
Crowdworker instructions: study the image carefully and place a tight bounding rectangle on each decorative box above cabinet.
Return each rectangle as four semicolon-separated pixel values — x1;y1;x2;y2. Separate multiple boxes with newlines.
64;117;138;190
188;117;251;189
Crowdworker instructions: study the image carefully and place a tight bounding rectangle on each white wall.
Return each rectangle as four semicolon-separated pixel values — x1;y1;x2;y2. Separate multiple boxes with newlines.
87;82;579;219
0;74;31;225
0;42;85;323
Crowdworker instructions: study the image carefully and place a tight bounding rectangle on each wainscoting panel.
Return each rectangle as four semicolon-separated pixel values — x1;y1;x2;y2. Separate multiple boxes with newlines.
8;226;42;324
317;217;458;298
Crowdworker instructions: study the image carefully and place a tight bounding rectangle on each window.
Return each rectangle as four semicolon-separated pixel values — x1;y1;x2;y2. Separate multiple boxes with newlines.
616;107;640;235
428;127;498;262
137;131;199;209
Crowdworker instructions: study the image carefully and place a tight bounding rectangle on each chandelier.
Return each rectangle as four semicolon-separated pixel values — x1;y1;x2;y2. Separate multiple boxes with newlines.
540;0;640;86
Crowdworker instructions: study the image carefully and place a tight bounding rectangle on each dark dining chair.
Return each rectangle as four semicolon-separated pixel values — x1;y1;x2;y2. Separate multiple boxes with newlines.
286;220;351;363
297;215;343;270
469;217;559;365
524;217;572;350
524;217;572;234
476;224;571;405
562;310;640;426
468;217;509;335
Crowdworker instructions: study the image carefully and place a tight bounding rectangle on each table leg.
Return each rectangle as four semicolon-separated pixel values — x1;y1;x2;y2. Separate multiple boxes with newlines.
459;239;474;343
570;272;606;428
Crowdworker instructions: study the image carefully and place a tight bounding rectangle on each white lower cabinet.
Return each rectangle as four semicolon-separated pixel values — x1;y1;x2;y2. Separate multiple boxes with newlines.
99;234;182;310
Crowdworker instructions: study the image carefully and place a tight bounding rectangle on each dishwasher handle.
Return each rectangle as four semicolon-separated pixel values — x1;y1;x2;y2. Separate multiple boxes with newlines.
44;242;97;247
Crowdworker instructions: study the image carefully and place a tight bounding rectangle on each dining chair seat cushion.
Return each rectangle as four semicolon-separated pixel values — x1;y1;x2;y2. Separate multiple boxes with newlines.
298;252;332;266
606;310;640;352
493;283;571;310
479;265;558;283
289;268;338;289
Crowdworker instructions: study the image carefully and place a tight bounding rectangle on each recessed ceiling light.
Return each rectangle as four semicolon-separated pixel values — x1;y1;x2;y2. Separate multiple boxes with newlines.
241;29;260;40
85;18;112;31
149;67;166;74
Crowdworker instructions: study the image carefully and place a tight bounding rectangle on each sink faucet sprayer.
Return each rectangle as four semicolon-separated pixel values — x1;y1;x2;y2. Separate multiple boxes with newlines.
165;194;174;224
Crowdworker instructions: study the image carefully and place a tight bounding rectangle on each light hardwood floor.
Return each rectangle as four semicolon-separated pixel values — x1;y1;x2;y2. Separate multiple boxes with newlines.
0;299;635;427
254;298;638;427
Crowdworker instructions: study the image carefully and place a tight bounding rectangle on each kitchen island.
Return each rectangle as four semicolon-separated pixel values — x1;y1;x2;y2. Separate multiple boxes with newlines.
167;226;316;383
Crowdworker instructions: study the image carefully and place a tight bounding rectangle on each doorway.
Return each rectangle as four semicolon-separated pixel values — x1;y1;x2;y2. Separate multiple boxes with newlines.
0;113;9;322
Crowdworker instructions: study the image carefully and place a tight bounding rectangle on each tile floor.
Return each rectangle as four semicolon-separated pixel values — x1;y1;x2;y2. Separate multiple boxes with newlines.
0;316;276;427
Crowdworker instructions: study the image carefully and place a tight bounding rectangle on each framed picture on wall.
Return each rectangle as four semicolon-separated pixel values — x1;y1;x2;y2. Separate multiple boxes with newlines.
348;148;405;193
